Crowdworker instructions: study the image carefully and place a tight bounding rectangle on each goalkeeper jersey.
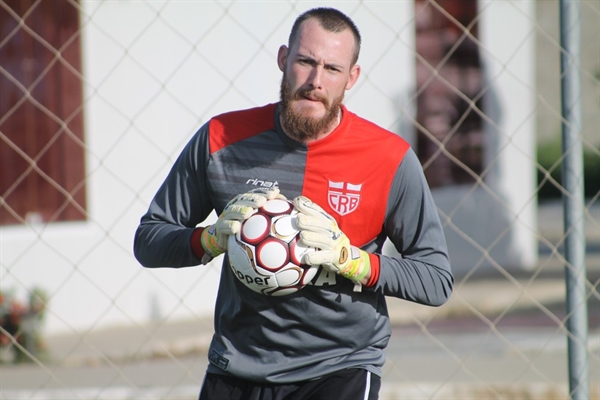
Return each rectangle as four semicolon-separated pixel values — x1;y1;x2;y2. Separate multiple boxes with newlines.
134;103;453;384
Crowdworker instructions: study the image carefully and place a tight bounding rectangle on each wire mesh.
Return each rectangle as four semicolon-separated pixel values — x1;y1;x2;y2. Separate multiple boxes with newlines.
1;0;599;399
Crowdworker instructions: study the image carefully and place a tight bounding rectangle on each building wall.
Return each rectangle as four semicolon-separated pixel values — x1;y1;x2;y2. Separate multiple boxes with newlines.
0;0;548;334
535;0;599;146
1;1;416;334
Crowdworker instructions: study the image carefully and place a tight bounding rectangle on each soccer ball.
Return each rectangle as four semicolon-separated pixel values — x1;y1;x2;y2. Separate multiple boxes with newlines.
227;198;319;296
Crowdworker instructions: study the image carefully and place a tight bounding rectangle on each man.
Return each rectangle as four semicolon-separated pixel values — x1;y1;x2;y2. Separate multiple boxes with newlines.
134;7;453;400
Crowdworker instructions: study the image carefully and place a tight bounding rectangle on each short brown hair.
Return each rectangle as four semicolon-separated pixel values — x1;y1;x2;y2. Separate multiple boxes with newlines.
288;7;362;66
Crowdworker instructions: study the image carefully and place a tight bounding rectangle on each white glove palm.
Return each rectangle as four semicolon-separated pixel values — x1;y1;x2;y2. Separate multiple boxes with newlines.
292;196;370;283
201;187;283;264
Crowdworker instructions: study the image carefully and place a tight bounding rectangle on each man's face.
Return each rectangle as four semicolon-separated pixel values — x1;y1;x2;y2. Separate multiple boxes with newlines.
278;18;360;142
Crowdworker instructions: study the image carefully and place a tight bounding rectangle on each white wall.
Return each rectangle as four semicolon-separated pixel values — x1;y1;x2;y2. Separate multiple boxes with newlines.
479;0;538;270
1;0;537;335
1;1;416;335
383;1;538;276
434;0;538;274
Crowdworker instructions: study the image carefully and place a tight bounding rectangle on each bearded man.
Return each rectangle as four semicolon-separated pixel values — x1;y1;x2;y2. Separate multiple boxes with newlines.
134;7;453;400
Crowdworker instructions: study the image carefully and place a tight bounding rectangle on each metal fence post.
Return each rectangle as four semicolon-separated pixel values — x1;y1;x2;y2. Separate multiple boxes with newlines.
559;1;589;399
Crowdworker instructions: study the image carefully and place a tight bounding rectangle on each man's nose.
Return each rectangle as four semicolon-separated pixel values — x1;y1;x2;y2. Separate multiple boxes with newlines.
306;65;323;90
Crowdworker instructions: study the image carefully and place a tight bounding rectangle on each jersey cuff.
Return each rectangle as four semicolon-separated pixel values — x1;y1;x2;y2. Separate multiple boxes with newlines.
190;227;207;260
366;253;380;287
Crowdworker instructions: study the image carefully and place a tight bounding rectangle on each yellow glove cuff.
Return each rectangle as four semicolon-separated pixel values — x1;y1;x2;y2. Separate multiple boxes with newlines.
200;225;225;259
340;248;371;282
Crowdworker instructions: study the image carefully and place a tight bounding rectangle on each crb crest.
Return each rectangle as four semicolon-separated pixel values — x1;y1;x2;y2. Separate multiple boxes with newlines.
327;181;362;216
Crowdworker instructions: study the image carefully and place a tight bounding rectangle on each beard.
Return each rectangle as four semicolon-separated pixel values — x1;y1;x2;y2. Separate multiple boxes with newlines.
279;75;344;142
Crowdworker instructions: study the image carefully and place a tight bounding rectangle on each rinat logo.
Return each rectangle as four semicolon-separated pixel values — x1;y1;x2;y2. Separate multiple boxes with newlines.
328;181;362;216
246;178;279;188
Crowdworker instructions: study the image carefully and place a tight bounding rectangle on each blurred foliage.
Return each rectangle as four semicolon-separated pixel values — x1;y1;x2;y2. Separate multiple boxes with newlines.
0;287;48;363
537;137;600;201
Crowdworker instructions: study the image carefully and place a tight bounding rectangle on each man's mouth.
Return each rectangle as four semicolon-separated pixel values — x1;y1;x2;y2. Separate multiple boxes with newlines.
297;91;326;105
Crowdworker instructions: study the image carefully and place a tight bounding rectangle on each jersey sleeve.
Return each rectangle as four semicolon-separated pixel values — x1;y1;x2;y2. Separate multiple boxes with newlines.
376;149;454;306
133;123;213;268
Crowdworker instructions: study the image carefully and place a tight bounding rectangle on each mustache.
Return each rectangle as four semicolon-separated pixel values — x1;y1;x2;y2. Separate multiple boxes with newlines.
294;88;328;105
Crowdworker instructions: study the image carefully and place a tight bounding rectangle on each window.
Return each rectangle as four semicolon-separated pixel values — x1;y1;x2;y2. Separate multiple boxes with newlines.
414;0;485;188
0;0;86;225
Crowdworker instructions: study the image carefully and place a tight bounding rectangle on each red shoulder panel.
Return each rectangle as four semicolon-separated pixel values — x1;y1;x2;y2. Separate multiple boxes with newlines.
208;103;277;154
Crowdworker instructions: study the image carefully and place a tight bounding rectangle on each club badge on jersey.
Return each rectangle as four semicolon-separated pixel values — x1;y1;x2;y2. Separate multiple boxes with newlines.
327;181;363;216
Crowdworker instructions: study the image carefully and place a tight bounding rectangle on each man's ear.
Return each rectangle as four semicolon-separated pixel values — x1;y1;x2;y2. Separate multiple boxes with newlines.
345;64;361;90
277;45;288;72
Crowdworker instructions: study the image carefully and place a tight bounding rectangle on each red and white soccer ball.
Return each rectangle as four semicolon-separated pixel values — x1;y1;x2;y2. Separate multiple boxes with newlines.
227;198;319;296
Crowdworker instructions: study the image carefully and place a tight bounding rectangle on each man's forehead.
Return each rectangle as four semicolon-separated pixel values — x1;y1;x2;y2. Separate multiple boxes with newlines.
293;19;355;65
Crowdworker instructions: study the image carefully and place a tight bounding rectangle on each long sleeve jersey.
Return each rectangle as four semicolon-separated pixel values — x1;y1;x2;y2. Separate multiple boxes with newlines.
134;103;453;384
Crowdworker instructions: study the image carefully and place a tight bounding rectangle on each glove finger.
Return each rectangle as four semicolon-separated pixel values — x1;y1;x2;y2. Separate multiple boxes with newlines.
247;186;280;200
293;196;336;224
216;219;241;236
303;250;337;267
231;189;285;209
222;204;259;220
217;234;229;250
232;194;268;208
296;213;335;234
293;196;322;216
299;230;336;251
225;189;273;209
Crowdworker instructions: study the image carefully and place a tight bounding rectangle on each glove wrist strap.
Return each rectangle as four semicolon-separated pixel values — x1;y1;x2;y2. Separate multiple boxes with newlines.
200;225;225;262
340;247;371;282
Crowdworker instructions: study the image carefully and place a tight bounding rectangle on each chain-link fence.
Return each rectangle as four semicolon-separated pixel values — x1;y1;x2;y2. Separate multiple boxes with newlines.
1;0;599;399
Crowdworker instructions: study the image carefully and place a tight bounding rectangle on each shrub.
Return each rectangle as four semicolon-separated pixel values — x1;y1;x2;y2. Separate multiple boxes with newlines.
537;138;600;201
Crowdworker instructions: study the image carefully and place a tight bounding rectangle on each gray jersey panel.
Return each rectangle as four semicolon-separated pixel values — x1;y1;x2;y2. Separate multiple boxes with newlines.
134;105;453;384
